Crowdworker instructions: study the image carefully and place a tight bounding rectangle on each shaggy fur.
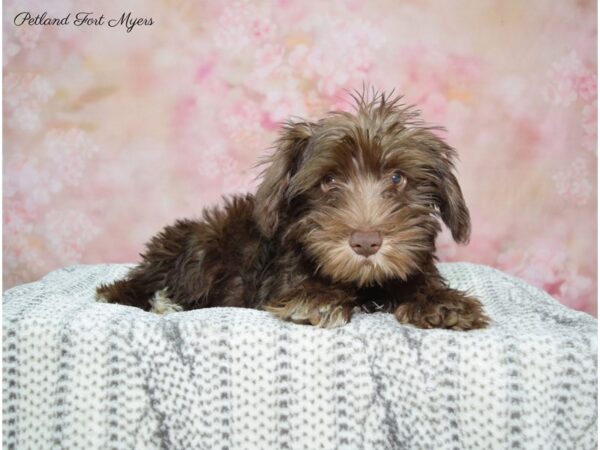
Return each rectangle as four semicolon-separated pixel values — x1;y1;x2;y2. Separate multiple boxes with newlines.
97;91;489;330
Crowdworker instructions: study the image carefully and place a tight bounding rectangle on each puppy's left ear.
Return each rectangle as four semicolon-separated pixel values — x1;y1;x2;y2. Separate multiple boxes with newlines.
438;167;471;244
421;131;471;244
254;121;313;237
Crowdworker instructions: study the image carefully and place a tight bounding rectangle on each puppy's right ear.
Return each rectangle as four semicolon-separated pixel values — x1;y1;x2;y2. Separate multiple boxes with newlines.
254;121;313;237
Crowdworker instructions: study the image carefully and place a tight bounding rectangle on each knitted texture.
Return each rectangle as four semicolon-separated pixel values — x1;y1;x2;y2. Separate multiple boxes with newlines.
3;263;597;450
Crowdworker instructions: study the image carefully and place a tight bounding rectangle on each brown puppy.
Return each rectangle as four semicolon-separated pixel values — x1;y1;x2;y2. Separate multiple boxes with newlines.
96;91;488;330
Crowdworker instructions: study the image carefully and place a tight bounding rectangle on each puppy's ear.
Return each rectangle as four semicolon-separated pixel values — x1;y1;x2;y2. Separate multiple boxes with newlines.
419;130;471;244
438;168;471;244
254;121;313;237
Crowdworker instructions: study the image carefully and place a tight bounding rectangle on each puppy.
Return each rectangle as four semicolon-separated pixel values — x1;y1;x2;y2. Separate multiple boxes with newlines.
96;92;489;330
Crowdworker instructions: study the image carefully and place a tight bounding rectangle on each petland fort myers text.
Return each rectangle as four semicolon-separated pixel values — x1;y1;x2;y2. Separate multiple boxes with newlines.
14;12;153;33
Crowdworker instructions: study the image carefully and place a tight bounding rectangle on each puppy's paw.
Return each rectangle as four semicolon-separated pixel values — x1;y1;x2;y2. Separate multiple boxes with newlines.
395;290;489;331
265;299;352;329
150;289;183;315
307;304;351;328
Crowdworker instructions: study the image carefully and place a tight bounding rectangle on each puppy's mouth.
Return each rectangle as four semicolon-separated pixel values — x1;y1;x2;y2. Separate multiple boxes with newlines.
359;257;375;264
354;254;380;267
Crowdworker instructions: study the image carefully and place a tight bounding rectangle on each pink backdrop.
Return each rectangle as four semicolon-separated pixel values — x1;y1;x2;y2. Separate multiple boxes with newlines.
3;0;597;315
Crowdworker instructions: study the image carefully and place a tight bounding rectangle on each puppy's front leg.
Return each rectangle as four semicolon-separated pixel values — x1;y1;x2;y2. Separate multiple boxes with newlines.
394;285;489;331
264;281;355;329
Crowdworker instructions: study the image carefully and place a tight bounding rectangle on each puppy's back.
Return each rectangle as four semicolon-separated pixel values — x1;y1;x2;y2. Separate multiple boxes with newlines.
97;194;266;311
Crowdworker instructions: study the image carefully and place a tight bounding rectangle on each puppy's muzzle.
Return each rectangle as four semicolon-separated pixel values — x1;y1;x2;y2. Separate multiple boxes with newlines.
349;230;382;257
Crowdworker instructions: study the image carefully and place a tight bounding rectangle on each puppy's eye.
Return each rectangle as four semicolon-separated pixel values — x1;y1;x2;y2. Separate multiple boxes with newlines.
321;174;338;192
391;171;405;185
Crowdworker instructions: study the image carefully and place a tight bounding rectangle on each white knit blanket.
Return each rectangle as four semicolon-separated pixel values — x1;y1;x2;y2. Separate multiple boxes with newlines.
3;263;597;449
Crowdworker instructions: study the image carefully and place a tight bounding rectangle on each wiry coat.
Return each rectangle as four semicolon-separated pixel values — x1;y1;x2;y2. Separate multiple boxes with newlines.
97;92;488;330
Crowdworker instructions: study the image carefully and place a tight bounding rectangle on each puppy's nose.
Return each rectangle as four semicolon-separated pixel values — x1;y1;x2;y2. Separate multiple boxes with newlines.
349;230;382;257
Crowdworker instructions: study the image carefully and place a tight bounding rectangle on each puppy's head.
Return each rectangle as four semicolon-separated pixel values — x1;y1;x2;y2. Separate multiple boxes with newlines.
255;91;470;286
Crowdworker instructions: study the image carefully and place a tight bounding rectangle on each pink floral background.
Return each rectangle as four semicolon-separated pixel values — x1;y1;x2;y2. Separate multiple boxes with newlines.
3;0;597;315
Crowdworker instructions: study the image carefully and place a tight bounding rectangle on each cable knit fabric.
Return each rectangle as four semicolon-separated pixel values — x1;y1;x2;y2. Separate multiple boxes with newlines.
2;263;597;450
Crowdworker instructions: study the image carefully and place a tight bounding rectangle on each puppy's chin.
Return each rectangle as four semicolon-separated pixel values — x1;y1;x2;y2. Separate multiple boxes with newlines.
307;241;421;287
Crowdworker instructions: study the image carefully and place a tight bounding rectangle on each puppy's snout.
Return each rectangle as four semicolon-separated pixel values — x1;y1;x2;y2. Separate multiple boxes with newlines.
349;230;382;257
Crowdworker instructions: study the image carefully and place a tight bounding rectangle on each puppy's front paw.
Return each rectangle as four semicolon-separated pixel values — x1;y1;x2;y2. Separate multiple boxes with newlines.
395;289;489;331
265;299;352;329
307;304;352;328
